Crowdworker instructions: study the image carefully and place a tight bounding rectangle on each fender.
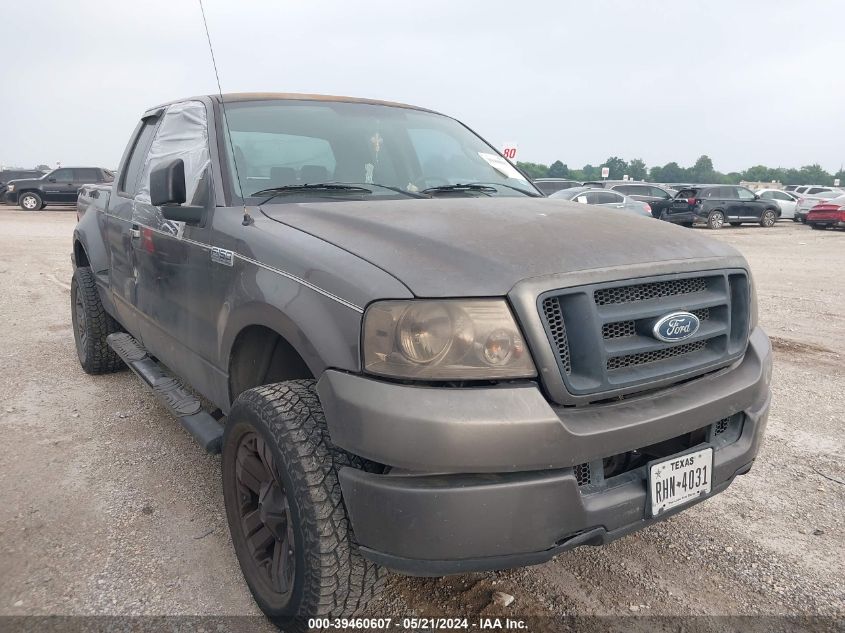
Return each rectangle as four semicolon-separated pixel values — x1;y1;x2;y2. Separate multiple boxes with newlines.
72;191;115;316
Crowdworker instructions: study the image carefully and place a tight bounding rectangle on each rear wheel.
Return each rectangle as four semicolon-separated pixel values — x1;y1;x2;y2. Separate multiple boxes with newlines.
810;223;825;230
706;210;725;230
222;381;386;631
19;192;41;211
760;209;777;227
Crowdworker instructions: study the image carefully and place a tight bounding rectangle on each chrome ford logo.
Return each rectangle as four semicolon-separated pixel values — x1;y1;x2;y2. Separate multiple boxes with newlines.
652;312;700;343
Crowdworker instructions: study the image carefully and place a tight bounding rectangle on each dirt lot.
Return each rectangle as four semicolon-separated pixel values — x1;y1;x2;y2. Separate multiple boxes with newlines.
0;209;842;629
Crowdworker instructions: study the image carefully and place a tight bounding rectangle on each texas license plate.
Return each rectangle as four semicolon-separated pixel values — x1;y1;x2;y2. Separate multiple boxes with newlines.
649;447;713;517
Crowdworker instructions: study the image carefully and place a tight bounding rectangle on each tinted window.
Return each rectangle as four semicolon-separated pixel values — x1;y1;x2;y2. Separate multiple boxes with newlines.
535;181;569;195
593;191;623;204
50;169;74;182
611;185;635;195
736;187;756;200
772;191;792;201
649;186;670;198
702;187;722;198
120;119;159;196
75;168;101;182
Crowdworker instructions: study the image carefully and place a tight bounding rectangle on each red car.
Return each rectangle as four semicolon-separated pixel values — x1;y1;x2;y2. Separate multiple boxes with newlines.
806;195;845;230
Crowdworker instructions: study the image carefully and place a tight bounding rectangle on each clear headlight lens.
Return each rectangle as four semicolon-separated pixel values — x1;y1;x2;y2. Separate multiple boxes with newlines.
363;299;536;380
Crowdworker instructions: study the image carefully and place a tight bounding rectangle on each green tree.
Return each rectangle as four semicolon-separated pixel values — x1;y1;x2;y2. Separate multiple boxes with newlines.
603;156;628;180
581;164;600;180
516;161;548;179
548;160;569;178
690;155;715;183
648;165;663;182
628;158;647;181
657;162;686;183
797;164;832;185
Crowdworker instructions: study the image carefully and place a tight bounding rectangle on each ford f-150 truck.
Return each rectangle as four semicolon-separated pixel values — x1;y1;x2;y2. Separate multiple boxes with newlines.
71;93;772;630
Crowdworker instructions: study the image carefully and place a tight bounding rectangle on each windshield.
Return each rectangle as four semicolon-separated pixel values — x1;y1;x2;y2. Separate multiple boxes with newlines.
222;100;538;201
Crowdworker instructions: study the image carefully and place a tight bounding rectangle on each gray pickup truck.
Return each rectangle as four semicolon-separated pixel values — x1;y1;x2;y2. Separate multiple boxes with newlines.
72;93;772;629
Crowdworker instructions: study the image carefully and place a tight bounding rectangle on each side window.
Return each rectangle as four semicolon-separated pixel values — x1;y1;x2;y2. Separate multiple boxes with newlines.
703;188;719;198
773;191;790;201
75;168;101;182
759;191;773;199
119;119;159;196
806;187;824;195
51;169;75;182
593;192;622;204
650;186;670;198
136;101;211;207
736;187;755;200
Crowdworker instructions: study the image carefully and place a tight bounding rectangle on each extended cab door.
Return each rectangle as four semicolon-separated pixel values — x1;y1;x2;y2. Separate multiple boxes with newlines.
129;101;219;389
105;114;162;335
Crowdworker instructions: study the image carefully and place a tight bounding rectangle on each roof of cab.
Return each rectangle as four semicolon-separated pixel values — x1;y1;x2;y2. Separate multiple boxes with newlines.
147;92;440;115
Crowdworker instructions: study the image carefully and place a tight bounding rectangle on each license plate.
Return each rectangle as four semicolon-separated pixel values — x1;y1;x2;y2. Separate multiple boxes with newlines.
648;447;713;517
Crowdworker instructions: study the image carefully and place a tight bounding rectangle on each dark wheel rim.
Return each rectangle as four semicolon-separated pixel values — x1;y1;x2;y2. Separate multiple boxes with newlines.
73;287;88;359
235;432;295;598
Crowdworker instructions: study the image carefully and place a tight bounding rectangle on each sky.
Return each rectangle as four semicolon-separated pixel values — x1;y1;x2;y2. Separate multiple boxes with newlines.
1;0;843;173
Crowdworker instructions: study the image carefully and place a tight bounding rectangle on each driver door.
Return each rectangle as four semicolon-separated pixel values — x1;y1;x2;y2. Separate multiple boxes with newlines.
42;168;75;202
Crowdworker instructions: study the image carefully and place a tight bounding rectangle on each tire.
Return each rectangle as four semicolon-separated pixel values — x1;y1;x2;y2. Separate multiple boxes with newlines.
681;222;694;228
19;192;41;211
706;210;725;230
71;266;124;374
729;222;742;227
222;381;387;631
760;209;777;227
810;223;825;230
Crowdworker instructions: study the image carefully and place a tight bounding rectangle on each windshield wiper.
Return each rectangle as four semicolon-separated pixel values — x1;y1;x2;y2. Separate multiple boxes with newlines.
252;183;373;204
463;182;542;197
420;183;498;196
338;182;428;199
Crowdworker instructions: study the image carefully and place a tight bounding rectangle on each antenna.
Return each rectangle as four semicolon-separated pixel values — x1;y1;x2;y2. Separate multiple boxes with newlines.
197;0;252;225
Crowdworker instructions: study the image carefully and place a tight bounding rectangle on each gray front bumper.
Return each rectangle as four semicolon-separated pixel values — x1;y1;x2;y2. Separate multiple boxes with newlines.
316;327;772;574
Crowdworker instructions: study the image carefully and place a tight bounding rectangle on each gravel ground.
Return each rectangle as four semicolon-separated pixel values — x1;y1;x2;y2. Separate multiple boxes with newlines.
0;210;842;630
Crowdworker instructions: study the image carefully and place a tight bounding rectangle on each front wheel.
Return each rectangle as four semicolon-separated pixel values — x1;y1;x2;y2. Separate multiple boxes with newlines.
760;209;777;227
19;192;41;211
706;210;725;230
222;381;386;631
71;266;124;374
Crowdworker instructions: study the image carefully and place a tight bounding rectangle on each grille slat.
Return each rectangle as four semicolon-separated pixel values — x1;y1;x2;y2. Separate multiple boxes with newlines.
607;340;707;371
542;296;571;375
594;277;708;305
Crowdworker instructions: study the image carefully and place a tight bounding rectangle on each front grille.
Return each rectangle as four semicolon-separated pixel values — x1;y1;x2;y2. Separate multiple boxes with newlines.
574;462;592;486
714;417;730;435
538;270;750;402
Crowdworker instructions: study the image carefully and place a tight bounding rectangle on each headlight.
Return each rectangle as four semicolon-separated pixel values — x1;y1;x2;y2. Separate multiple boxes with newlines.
7;184;14;192
363;299;536;380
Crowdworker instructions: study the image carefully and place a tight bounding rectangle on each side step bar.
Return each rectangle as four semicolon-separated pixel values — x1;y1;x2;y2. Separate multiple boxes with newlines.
107;333;224;454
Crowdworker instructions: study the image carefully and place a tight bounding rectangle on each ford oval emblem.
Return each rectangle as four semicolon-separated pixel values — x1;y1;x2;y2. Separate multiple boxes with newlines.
652;312;700;343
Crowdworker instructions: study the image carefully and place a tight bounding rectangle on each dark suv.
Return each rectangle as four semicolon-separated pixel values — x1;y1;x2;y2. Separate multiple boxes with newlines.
7;167;114;210
585;181;677;218
0;169;46;203
663;185;780;229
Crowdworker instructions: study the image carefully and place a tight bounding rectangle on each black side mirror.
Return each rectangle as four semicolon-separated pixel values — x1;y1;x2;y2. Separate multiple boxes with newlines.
150;158;204;224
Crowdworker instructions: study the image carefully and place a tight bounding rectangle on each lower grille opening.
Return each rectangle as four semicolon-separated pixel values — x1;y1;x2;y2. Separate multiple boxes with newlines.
574;414;744;489
607;340;707;371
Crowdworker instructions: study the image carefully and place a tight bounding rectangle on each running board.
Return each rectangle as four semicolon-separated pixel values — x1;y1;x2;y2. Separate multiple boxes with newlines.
107;333;223;454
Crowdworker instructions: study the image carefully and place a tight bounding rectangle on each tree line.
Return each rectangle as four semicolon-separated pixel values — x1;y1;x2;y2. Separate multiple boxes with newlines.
516;155;845;186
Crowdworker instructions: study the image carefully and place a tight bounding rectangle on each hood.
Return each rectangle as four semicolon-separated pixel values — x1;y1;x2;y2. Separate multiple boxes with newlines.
260;197;742;297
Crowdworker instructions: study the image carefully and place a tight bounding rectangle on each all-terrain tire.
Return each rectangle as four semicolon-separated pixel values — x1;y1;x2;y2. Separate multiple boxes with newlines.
71;266;124;374
222;381;387;631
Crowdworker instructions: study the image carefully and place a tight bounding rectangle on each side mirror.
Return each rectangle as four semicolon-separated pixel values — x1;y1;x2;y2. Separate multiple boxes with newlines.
150;158;204;224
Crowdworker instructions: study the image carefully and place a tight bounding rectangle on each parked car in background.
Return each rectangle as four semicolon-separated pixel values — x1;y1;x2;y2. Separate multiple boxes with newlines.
550;186;652;217
533;178;583;195
0;169;46;204
784;185;799;193
806;195;845;230
757;188;798;220
6;167;114;210
794;189;844;223
662;185;780;229
584;180;677;218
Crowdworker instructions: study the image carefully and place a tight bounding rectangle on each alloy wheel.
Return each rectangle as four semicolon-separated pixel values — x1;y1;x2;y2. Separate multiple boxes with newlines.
21;195;38;210
235;431;296;598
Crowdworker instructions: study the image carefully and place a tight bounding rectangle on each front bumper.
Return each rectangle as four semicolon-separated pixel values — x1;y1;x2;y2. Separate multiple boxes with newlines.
2;190;16;204
317;328;772;574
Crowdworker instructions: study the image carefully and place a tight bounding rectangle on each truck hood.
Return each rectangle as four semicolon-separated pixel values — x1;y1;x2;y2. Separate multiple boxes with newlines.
260;197;742;297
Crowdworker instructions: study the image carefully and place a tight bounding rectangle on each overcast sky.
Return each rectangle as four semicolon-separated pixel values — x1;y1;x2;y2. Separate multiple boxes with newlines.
2;0;843;173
